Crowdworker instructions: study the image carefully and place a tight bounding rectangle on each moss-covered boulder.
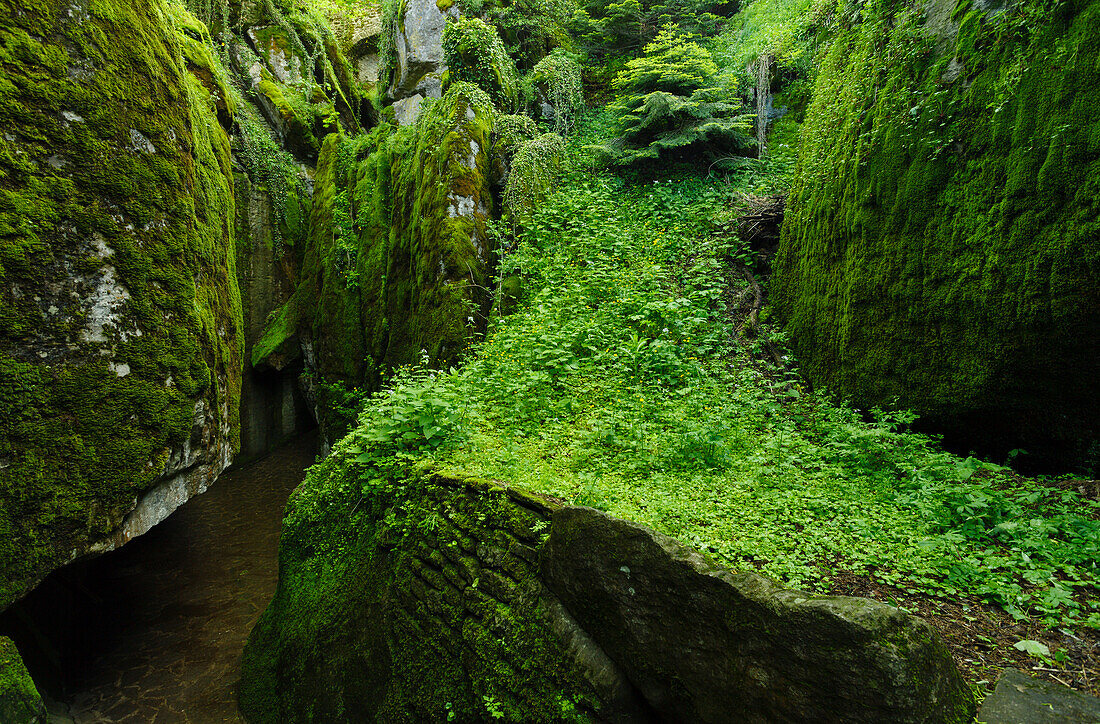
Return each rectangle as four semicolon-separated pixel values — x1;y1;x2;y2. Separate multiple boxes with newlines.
771;0;1100;466
240;443;974;722
359;82;497;369
544;507;975;723
239;462;637;723
0;637;44;724
0;0;243;608
253;82;496;444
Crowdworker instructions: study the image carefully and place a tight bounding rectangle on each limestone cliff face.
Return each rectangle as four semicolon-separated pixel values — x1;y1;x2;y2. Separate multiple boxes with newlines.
234;168;313;460
0;0;243;609
772;0;1100;466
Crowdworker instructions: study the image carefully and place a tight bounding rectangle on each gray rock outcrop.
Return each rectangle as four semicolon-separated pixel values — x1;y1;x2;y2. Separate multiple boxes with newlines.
387;0;459;124
978;670;1100;723
543;507;975;723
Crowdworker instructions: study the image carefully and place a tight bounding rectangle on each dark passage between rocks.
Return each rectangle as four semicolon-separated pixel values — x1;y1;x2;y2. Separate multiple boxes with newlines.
0;434;317;723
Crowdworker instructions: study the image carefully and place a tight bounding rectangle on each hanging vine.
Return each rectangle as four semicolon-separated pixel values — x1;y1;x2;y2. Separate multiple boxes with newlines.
531;49;584;134
503;132;564;219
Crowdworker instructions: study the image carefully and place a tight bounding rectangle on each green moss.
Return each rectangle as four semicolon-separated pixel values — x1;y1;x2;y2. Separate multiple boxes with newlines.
267;82;496;405
0;637;44;724
494;113;539;154
240;443;601;722
170;4;237;122
377;0;406;98
294;133;369;383
362;83;497;369
772;0;1100;464
256;76;322;160
251;299;302;368
0;0;242;608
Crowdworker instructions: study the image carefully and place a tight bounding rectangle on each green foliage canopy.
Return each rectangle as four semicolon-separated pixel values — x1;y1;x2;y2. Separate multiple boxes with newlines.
442;17;521;111
571;0;726;56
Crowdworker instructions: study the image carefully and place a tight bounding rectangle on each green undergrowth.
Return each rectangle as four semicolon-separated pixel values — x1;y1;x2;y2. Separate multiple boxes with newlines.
339;114;1100;631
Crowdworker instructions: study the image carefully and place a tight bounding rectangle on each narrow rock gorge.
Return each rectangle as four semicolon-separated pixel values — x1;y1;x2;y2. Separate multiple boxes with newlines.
1;0;1097;720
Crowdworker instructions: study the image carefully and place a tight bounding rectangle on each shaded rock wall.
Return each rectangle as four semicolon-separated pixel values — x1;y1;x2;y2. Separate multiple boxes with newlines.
240;456;974;723
233;169;313;461
0;0;243;609
252;83;497;447
771;0;1100;467
0;636;44;724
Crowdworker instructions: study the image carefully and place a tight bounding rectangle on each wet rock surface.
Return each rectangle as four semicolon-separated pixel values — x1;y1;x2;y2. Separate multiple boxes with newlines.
1;434;316;723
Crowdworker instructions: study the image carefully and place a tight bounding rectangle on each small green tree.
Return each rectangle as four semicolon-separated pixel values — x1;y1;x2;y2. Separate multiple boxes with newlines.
595;25;753;166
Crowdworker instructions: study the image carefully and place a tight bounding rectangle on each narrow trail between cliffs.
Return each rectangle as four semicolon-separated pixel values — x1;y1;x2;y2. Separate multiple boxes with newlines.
29;434;315;723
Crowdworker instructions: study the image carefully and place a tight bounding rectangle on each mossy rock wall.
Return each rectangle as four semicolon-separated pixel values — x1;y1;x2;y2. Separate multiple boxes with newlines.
240;443;974;722
234;167;314;461
239;463;625;723
191;0;366;152
0;637;44;724
253;83;496;444
357;83;496;370
771;0;1100;465
0;0;244;609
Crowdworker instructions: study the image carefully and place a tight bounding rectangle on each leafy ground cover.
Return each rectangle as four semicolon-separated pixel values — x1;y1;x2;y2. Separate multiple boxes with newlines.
339;112;1100;696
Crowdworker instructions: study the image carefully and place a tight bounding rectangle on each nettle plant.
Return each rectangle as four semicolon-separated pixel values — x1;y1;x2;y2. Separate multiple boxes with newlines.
347;360;466;462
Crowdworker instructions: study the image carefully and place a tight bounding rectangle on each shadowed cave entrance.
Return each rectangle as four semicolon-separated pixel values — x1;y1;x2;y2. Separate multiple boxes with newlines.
0;432;318;722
